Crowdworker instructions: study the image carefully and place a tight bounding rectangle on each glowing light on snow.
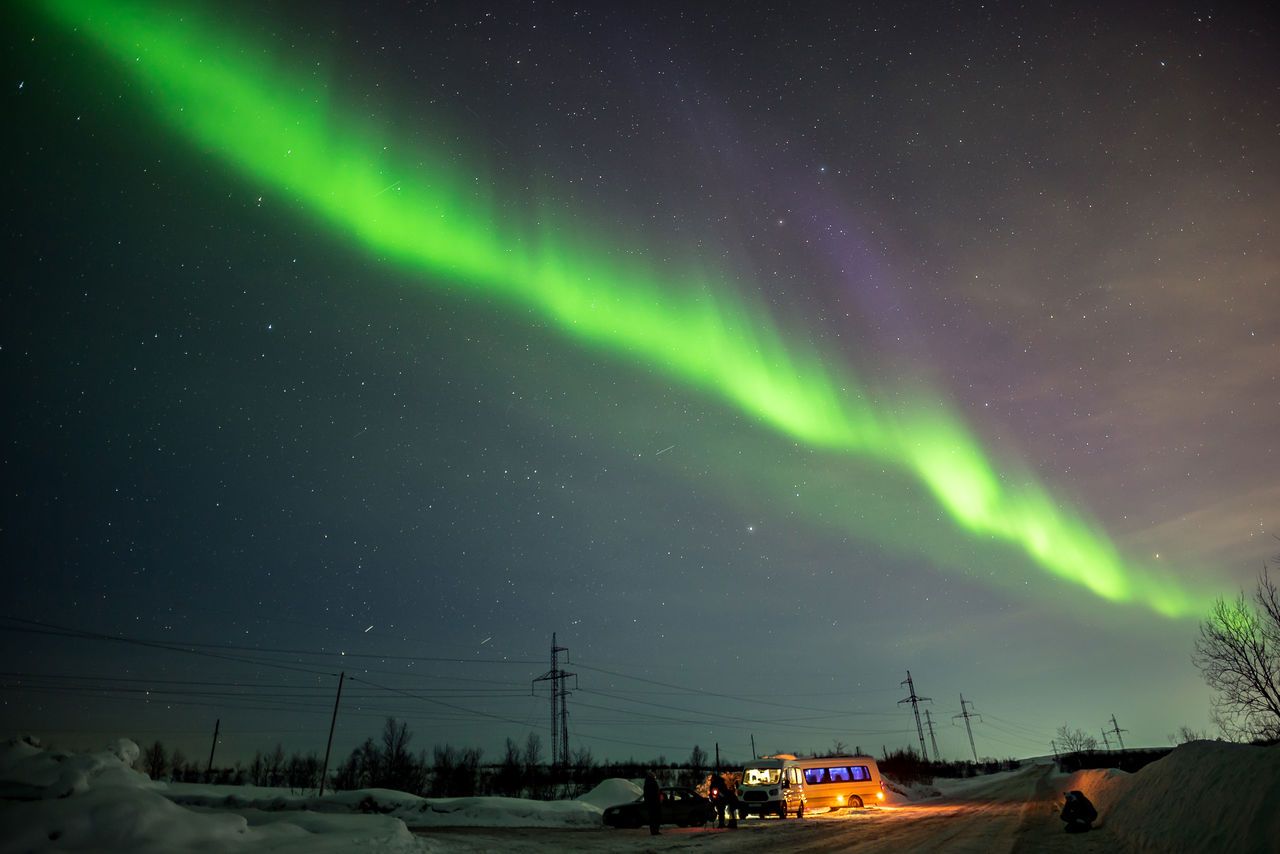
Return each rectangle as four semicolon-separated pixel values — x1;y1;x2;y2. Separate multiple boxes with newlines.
38;0;1214;617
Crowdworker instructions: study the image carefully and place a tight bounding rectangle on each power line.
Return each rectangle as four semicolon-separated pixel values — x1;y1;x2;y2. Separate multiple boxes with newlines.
575;661;896;717
0;616;542;665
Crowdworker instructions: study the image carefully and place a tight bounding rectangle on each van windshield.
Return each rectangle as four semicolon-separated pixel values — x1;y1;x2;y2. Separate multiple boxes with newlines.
741;767;781;786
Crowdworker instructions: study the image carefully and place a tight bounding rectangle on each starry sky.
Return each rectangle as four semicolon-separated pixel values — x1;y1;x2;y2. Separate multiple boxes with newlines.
3;0;1278;766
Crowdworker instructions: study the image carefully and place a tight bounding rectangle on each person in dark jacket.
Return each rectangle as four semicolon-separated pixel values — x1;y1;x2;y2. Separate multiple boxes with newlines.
708;771;738;829
1059;789;1097;833
643;771;663;835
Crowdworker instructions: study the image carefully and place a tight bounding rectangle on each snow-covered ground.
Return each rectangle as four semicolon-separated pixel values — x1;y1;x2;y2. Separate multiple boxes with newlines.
0;738;636;853
2;736;1276;852
1059;740;1280;852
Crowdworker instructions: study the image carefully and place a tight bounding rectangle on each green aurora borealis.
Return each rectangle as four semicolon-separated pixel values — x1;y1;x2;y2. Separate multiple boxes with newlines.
38;0;1216;618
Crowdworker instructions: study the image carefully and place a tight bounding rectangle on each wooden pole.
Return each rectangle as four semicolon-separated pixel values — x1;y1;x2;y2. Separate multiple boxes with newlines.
319;671;345;797
206;718;220;779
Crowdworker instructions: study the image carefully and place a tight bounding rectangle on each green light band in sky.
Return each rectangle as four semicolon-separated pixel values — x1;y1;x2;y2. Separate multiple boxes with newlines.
39;0;1214;617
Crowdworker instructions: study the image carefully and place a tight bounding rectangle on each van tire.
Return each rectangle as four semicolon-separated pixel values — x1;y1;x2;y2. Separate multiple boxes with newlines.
848;795;864;808
797;803;805;819
778;803;788;819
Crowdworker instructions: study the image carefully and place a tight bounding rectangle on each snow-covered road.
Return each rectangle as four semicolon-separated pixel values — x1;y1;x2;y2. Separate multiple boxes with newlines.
410;765;1128;853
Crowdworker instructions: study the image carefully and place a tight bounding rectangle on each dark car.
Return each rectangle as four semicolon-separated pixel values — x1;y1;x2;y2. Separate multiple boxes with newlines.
602;786;714;829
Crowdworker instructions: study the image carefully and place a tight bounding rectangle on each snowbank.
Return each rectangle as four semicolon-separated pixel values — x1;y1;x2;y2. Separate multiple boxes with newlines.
390;795;602;829
0;736;150;800
576;778;642;810
1063;740;1280;853
0;738;436;853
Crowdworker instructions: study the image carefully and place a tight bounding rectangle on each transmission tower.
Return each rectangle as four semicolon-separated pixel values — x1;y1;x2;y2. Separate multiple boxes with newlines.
898;670;932;761
532;633;576;773
952;693;981;762
1107;714;1127;751
1101;728;1112;751
923;709;941;760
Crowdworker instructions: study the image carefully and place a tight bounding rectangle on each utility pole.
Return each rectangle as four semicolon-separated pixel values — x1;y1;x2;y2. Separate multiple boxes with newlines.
898;671;932;761
206;718;220;778
319;671;345;797
1107;714;1128;751
1101;728;1111;752
952;694;981;762
923;709;941;761
532;633;576;776
751;734;757;759
715;742;720;771
1050;740;1059;760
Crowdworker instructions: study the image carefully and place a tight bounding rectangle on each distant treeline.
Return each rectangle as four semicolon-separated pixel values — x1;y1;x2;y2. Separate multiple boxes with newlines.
1055;747;1173;774
877;746;1022;785
140;717;748;799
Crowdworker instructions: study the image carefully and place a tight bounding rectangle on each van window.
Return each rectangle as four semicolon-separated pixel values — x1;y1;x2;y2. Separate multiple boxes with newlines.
828;766;851;783
743;768;781;786
803;767;826;785
851;765;871;781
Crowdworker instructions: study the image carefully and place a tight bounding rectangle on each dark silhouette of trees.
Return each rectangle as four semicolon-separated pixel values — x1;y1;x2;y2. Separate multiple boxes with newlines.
142;740;168;780
1055;724;1098;753
1167;725;1209;745
168;749;186;782
266;743;287;787
1193;564;1280;741
429;744;482;796
492;737;523;796
682;745;707;787
380;717;415;791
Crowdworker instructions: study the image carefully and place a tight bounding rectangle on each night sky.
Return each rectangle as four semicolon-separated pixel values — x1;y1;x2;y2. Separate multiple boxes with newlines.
3;0;1278;766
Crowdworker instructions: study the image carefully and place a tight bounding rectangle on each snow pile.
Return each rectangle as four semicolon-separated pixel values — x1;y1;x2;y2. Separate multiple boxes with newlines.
167;782;610;828
390;795;602;828
0;736;150;800
576;778;642;810
0;738;435;853
932;765;1031;798
1064;740;1280;853
881;778;940;804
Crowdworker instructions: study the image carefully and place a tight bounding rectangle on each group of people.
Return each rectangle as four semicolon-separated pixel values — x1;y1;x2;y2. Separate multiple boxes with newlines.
642;770;740;836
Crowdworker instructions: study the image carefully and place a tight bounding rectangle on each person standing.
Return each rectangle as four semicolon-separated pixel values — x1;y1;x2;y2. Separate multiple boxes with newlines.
643;770;663;835
708;770;738;829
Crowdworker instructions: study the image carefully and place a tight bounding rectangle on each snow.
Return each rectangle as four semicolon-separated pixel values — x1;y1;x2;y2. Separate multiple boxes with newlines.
574;777;642;810
931;764;1037;797
3;737;1276;852
0;738;438;853
389;794;602;829
1060;740;1280;853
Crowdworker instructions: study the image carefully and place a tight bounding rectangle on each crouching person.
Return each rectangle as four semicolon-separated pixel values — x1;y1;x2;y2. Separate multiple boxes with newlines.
1060;790;1097;833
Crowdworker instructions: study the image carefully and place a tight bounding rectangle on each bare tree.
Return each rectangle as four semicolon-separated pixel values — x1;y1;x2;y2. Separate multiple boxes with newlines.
142;741;168;780
524;732;544;799
682;744;708;788
1167;725;1209;745
266;744;287;787
1192;564;1280;741
168;749;186;782
493;737;522;796
523;732;543;774
1055;724;1098;753
380;718;415;791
